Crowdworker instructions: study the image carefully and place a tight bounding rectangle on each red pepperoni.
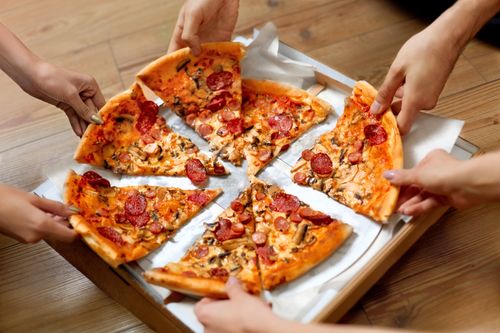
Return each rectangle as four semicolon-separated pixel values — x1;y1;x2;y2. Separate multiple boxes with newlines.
270;193;300;214
193;245;209;259
353;140;364;152
227;99;239;110
182;270;197;277
301;149;314;161
127;211;150;227
258;149;272;162
149;222;164;235
293;172;307;185
230;200;245;213
238;212;252;224
185;159;207;185
270;131;289;141
221;109;236;122
227;118;244;134
214;219;244;241
231;222;245;234
144;189;156;199
280;144;290;152
125;193;147;216
206;71;233;91
115;213;127;224
217;126;229;137
198;110;212;122
198;124;214;138
252;231;267;245
82;171;111;188
290;212;303;223
274;216;290;232
348;151;362;164
310;153;333;175
206;96;226;112
364;124;388;145
186;113;197;127
97;227;124;246
255;192;266;201
214;162;227;175
256;245;276;265
136;101;159;134
268;114;293;132
210;267;229;278
186;104;200;115
298;207;333;225
188;191;211;206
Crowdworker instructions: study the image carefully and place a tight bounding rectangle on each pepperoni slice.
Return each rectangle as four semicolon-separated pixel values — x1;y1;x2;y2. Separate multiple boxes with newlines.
149;222;164;235
206;96;227;112
270;131;289;141
298;207;333;225
270;193;300;214
255;192;266;201
206;71;233;91
198;124;214;138
136;101;159;134
198;110;212;122
82;171;111;188
348;152;362;164
185;159;207;185
227;118;244;134
290;212;303;223
97;227;124;246
238;212;252;224
118;152;131;163
364;124;388;145
186;113;197;127
127;211;149;227
193;245;209;259
274;216;290;232
258;149;272;162
268;114;293;133
214;219;244;241
221;109;236;122
353;140;364;152
252;231;267;245
125;193;147;216
144;189;156;199
231;222;245;234
213;162;226;175
230;200;245;213
187;191;210;206
209;267;229;278
301;149;314;161
293;172;307;185
310;153;333;175
141;133;156;144
256;245;276;265
217;126;229;137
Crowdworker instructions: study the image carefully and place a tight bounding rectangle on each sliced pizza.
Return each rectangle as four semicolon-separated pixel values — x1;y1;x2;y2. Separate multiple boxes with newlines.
143;187;260;298
220;80;330;175
64;170;221;267
137;42;246;152
250;178;352;290
291;81;403;222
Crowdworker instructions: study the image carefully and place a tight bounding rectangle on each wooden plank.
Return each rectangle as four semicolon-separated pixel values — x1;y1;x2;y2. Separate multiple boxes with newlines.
463;40;500;82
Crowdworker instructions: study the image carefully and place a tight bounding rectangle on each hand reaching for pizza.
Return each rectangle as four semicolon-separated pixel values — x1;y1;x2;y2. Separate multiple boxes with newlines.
168;0;239;55
0;184;77;244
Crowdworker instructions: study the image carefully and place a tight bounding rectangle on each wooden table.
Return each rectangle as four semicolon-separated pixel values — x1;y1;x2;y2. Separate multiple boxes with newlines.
0;1;499;332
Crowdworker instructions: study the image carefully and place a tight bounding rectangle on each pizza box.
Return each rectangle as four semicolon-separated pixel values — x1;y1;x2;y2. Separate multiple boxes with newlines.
35;26;478;333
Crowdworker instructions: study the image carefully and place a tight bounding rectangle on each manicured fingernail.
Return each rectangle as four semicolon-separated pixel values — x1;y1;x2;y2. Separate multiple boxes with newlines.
370;101;381;114
383;170;397;180
227;276;239;286
91;114;103;125
68;205;80;213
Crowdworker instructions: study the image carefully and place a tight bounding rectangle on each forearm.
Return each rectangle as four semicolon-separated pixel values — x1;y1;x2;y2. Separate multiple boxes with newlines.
263;319;422;333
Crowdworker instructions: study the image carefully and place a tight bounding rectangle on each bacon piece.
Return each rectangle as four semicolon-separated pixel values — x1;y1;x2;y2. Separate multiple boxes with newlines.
255;192;266;201
290;212;303;223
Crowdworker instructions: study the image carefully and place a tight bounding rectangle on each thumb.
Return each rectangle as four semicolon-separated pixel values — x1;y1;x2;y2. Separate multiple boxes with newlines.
370;64;405;115
383;168;418;187
31;195;79;217
181;9;203;55
225;276;247;300
65;91;103;125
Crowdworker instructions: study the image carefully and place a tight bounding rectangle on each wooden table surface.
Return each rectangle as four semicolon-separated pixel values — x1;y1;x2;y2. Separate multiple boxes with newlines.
0;1;499;332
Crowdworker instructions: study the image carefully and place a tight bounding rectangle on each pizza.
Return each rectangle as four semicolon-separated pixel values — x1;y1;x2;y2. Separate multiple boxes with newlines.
143;178;352;297
74;83;227;185
64;170;221;267
137;42;246;152
291;81;403;222
143;186;260;298
220;80;331;175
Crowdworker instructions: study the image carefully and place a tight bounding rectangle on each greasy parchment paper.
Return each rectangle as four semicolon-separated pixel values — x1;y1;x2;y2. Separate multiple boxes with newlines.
35;23;466;332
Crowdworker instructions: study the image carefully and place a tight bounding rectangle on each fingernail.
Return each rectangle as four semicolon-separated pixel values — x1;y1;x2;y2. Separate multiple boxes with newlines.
370;101;381;114
68;205;80;213
227;276;239;286
383;170;397;180
91;114;103;125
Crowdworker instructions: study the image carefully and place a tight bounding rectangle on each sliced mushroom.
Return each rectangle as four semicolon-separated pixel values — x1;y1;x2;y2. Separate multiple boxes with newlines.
293;223;308;245
222;238;252;251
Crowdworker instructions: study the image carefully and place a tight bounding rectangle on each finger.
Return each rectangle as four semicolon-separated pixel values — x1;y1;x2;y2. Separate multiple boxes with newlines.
402;196;442;216
370;64;405;115
91;85;106;110
390;98;402;115
168;7;186;53
79;117;88;136
383;168;419;187
396;185;422;209
181;8;203;55
225;276;247;300
198;297;215;305
31;195;77;217
40;215;77;243
397;82;420;135
65;89;102;125
66;109;83;137
395;85;404;98
398;192;426;213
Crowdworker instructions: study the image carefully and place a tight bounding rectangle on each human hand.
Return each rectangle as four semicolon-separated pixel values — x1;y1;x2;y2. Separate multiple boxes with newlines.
24;61;105;136
370;26;461;135
0;184;78;244
194;277;280;333
168;0;239;55
383;149;481;216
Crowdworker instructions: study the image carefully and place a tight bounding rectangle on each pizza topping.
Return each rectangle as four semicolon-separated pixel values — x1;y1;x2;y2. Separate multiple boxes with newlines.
143;142;160;155
193;245;209;258
217;126;229;137
206;71;233;91
256;245;276;265
127;211;150;227
125;193;147;216
301;149;314;161
144;189;156;199
348;151;362;164
230;200;245;213
176;58;191;72
185;159;208;185
118;152;131;163
310;153;333;175
255;192;266;201
82;171;111;188
136;101;159;134
268;114;293;133
198;124;214;138
290;211;303;223
293;172;307;185
227;118;244;134
252;231;267;245
186;113;197;127
149;222;164;235
270;130;289;141
231;222;245;234
293;223;308;245
298;207;333;225
280;144;290;152
213;162;227;175
182;270;197;277
274;216;290;232
97;226;125;246
364;124;388;145
209;267;229;278
221;109;236;122
237;212;252;224
214;218;245;241
206;96;226;112
270;193;300;214
258;149;272;162
188;191;211;206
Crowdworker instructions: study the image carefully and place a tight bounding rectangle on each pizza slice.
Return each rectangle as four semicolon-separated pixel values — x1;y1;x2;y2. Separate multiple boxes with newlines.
137;42;246;152
143;186;260;298
65;170;221;267
220;80;330;175
74;83;228;185
291;81;403;222
250;178;352;290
